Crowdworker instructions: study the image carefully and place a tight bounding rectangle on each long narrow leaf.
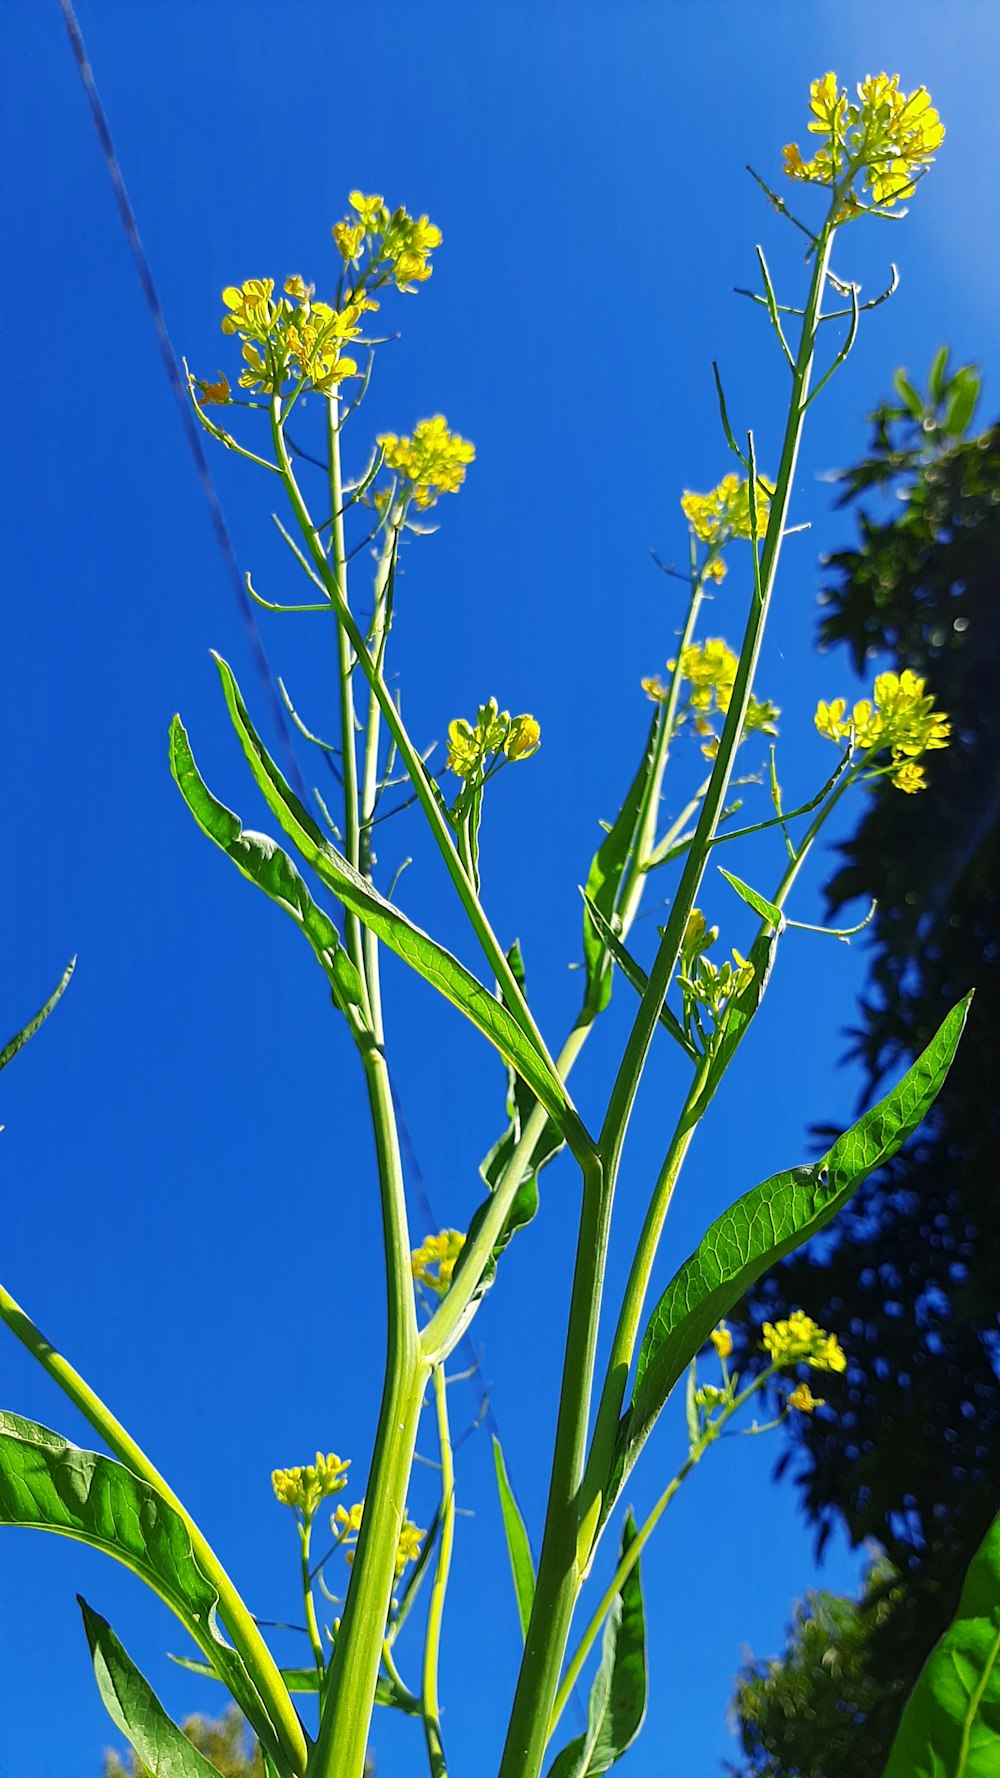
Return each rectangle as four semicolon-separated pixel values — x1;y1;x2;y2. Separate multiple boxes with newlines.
582;715;659;1015
611;995;970;1513
546;1513;647;1777
882;1510;1000;1778
199;658;586;1151
492;1436;536;1639
169;717;366;1016
0;1414;273;1743
80;1598;226;1778
170;1652;416;1712
0;958;75;1074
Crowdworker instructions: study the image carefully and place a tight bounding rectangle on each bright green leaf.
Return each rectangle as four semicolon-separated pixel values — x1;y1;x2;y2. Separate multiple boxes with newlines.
546;1513;647;1777
170;717;366;1016
0;1414;273;1746
0;958;75;1075
582;714;660;1015
613;995;970;1511
893;368;924;420
170;1653;416;1712
492;1436;536;1640
717;867;784;931
882;1510;1000;1778
80;1597;226;1777
944;367;980;439
200;657;585;1150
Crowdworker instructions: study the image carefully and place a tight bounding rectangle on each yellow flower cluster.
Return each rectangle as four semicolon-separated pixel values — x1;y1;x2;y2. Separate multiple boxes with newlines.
271;1451;351;1517
678;906;754;1027
762;1311;847;1374
680;474;773;579
815;669;950;793
642;638;779;756
710;1322;734;1360
445;700;540;780
783;73;944;213
411;1228;466;1295
211;275;368;397
378;416;475;509
332;191;442;291
334;1498;425;1579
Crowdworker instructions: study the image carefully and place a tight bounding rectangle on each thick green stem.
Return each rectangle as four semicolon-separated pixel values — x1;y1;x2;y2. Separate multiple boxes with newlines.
496;1148;607;1778
581;1055;712;1530
421;1364;454;1778
311;1041;429;1778
0;1283;307;1776
497;220;836;1778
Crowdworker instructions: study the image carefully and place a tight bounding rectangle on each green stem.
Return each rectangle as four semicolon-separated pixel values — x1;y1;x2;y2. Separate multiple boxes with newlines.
300;1517;325;1676
497;217;837;1778
358;520;400;1045
553;1366;775;1739
421;1365;454;1778
326;395;368;997
581;1054;712;1534
0;1282;307;1777
311;1040;430;1778
270;404;560;1089
597;221;835;1199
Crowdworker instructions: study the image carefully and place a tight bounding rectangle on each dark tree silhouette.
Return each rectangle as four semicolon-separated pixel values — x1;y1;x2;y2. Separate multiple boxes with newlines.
730;353;1000;1775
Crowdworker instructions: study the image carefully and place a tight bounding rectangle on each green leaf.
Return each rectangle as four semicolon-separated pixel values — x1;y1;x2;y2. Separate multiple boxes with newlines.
492;1436;536;1640
581;892;697;1060
893;368;925;420
613;995;970;1511
80;1597;226;1777
169;1653;416;1712
582;714;660;1015
545;1513;647;1777
0;1414;273;1744
717;867;784;931
0;958;75;1074
944;367;981;439
928;345;950;404
200;657;583;1148
170;717;366;1016
882;1510;1000;1778
461;944;564;1300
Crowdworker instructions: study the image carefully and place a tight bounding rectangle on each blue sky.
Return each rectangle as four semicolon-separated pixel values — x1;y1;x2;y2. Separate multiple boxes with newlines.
2;5;998;1775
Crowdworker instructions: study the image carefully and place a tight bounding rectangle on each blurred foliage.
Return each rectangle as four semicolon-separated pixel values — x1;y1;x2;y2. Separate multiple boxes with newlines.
727;1558;905;1778
730;352;1000;1774
102;1705;263;1777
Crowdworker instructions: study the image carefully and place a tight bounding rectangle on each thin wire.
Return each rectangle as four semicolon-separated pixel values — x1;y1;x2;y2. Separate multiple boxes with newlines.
58;0;310;804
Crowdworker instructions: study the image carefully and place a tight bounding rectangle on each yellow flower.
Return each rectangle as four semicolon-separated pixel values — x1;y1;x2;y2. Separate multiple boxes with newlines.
349;191;388;232
680;473;773;554
411;1228;466;1294
333;220;365;261
383;208;443;290
505;715;541;762
395;1515;424;1578
710;1323;734;1360
891;759;926;794
762;1311;847;1374
815;669;949;791
221;279;277;337
194;371;231;406
378;416;474;508
787;1382;824;1413
272;1451;351;1517
283;274;314;302
783;72;943;214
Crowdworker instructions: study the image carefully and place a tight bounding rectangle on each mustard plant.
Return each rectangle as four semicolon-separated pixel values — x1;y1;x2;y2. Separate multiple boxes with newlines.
0;73;970;1778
